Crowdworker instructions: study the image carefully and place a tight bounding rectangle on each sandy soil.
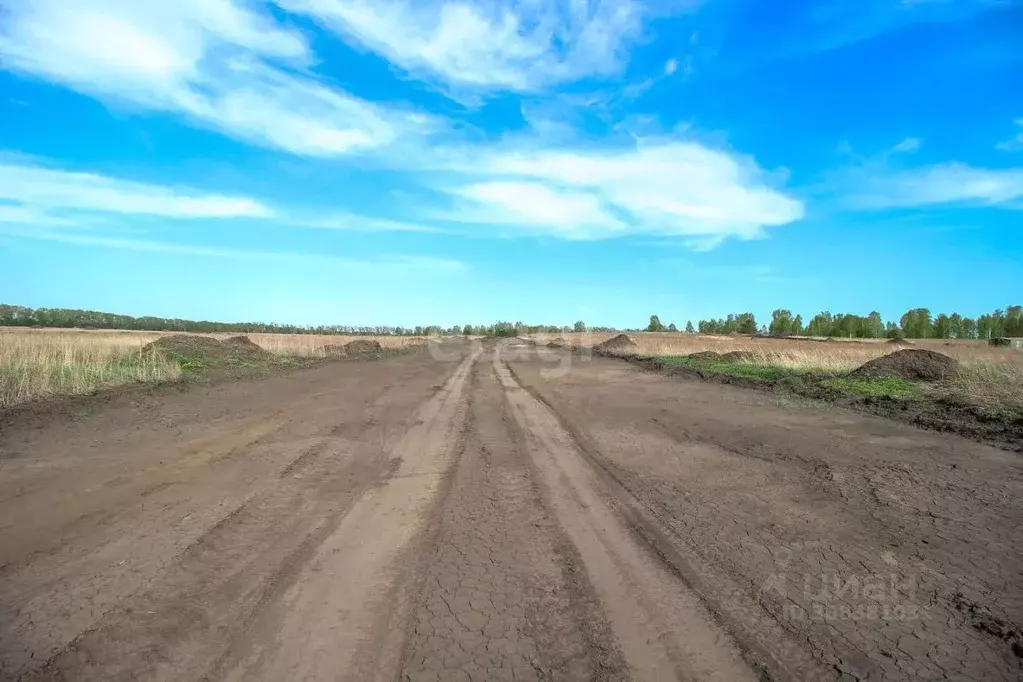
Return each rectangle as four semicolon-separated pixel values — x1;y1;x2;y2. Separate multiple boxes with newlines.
1;341;1020;681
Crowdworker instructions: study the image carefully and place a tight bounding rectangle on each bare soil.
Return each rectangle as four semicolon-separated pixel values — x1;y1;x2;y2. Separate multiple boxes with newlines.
594;349;1023;451
849;348;959;381
594;333;637;352
345;339;384;354
1;340;1020;681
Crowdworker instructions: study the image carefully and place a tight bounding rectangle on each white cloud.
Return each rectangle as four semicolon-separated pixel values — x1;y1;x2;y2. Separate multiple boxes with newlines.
448;181;626;237
996;119;1023;152
664;58;678;76
845;163;1023;209
890;137;921;153
431;139;804;242
0;161;271;219
299;211;450;233
0;203;77;226
0;0;433;156
0;226;467;272
276;0;698;92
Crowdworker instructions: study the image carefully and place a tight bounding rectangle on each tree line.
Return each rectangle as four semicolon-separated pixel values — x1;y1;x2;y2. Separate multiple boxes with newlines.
6;302;1020;340
647;306;1023;339
0;305;616;338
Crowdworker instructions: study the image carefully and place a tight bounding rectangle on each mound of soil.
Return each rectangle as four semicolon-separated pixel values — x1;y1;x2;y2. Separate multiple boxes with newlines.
143;335;225;356
888;337;913;346
319;344;348;357
849;349;959;382
145;333;277;364
222;335;272;358
547;337;568;348
344;339;383;355
719;351;756;363
594;334;638;352
687;351;721;360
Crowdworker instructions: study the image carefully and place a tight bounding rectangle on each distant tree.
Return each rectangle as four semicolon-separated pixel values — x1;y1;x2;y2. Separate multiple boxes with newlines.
863;311;884;338
668;322;678;332
769;309;795;335
806;311;834;337
463;324;473;336
647;315;666;332
900;308;934;338
685;321;695;334
573;320;586;332
1007;305;1023;337
934;314;952;339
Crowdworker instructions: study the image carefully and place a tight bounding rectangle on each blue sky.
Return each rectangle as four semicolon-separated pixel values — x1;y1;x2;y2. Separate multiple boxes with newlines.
1;0;1021;328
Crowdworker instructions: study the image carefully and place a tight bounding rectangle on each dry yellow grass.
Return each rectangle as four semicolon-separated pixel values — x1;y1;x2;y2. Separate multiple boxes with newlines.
0;328;429;407
533;331;1023;413
531;331;1023;372
0;329;180;407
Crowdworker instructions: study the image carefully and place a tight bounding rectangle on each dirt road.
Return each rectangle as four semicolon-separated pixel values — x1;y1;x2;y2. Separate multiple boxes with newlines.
1;341;1020;681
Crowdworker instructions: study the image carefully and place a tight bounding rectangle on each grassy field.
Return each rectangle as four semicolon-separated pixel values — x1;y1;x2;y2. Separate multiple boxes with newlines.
0;328;429;408
531;331;1023;414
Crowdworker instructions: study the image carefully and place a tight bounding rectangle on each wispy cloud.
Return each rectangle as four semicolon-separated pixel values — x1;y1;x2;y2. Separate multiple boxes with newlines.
298;211;450;233
0;159;271;219
0;0;436;156
427;138;804;243
996;119;1023;152
890;137;922;153
0;226;467;272
842;162;1023;210
0;168;265;222
275;0;700;94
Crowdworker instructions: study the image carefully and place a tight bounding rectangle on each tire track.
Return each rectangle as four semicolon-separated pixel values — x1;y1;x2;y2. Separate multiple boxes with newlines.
208;350;479;682
494;351;757;682
10;355;466;682
400;353;622;682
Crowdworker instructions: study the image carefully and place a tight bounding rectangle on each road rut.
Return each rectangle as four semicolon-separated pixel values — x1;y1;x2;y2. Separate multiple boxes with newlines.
2;340;1019;681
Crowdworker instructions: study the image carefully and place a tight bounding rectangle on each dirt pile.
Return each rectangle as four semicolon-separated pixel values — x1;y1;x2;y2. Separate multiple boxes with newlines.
143;335;274;370
849;349;958;382
594;334;638;352
344;339;383;355
687;351;721;360
223;336;272;359
888;337;914;346
319;344;348;357
547;337;567;348
719;351;756;363
143;335;223;356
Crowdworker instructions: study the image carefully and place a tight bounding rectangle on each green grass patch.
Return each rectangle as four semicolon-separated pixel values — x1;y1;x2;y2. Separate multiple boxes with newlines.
821;376;921;400
661;356;923;400
661;356;812;382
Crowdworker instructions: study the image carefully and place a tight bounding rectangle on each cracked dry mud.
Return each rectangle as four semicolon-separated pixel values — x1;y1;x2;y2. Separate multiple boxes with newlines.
1;341;1020;681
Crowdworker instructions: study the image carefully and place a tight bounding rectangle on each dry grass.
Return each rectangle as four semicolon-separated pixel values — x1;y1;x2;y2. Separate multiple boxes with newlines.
532;331;1023;414
944;363;1023;414
0;328;429;407
532;331;1023;370
0;330;180;407
239;332;428;357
